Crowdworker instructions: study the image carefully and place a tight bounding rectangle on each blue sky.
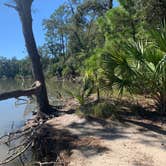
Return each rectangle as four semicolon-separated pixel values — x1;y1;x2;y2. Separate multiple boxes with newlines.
0;0;119;59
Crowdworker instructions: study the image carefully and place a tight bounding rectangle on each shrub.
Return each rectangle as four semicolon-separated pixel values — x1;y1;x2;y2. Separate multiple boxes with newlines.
92;102;117;118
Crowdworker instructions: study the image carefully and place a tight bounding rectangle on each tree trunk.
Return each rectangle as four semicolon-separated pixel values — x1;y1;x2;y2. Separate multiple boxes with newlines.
108;0;113;9
97;87;100;102
14;0;50;114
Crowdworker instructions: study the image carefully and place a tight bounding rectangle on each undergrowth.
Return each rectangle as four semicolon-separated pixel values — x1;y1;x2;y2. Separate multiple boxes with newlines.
77;101;119;119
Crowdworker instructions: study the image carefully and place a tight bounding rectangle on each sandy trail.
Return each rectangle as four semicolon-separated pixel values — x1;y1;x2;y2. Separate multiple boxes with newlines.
46;113;166;166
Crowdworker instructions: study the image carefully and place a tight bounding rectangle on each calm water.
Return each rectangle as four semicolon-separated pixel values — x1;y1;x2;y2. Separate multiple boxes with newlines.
0;78;79;165
0;79;35;165
0;79;33;135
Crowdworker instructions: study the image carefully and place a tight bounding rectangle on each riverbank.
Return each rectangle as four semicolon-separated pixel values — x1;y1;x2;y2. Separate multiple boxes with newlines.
1;92;165;166
32;97;166;166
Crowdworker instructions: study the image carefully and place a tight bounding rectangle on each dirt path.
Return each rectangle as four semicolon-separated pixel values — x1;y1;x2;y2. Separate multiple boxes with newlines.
45;112;166;166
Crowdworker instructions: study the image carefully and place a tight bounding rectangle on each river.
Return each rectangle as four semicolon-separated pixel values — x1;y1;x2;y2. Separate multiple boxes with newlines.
0;78;80;165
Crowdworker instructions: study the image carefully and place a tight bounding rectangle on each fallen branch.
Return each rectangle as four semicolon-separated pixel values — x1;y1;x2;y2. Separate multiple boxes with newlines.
33;161;56;165
0;81;41;101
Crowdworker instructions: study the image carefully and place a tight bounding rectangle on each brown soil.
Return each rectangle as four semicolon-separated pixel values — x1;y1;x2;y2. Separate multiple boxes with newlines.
35;98;166;166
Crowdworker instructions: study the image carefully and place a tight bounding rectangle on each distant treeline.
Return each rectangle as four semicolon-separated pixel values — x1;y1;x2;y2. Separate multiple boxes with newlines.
0;57;32;79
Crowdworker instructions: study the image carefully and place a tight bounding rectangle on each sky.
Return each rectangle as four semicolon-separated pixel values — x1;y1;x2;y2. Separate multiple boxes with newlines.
0;0;119;59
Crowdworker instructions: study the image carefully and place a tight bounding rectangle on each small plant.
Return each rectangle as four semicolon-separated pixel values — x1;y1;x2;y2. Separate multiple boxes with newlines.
92;102;117;119
65;78;95;105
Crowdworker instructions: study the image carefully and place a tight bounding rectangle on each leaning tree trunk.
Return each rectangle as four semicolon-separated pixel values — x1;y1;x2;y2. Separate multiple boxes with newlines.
14;0;50;114
108;0;113;9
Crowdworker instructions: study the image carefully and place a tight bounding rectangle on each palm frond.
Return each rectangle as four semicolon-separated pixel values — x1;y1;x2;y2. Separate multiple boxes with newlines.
150;23;166;53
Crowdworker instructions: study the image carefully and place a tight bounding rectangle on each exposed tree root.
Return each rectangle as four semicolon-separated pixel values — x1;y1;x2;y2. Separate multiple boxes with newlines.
0;113;68;165
0;117;44;165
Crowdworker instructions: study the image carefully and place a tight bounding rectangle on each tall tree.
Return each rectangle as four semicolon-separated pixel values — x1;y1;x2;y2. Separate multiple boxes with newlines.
140;0;166;25
5;0;50;115
42;0;112;77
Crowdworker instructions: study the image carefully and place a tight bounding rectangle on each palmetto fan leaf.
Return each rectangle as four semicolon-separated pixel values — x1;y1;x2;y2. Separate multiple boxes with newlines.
144;46;164;66
155;55;166;85
100;18;166;113
124;40;147;63
150;23;166;53
102;43;140;94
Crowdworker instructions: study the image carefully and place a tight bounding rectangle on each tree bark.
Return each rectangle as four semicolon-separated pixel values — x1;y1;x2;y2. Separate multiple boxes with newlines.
108;0;113;9
97;87;100;102
0;81;41;101
13;0;50;114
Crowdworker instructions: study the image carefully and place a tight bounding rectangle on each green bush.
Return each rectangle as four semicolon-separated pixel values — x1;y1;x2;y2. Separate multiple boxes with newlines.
92;102;117;118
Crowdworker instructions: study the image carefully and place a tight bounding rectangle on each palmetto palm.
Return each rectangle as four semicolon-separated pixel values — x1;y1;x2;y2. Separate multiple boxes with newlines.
151;24;166;113
102;41;143;95
102;24;166;113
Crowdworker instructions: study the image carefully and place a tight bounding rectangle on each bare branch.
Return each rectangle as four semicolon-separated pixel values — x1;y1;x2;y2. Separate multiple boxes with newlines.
0;81;41;101
33;161;56;165
4;3;18;10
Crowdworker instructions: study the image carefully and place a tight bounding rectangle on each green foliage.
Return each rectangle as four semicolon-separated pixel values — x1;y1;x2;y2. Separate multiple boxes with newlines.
77;101;118;119
139;0;166;25
82;50;104;100
65;89;85;105
65;78;95;105
41;0;111;78
1;0;166;115
0;57;32;79
99;21;166;113
92;102;117;118
150;23;166;53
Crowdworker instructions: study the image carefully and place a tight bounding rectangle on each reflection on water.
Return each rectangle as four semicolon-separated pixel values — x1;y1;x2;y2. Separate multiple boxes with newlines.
0;78;79;165
0;79;34;166
0;79;33;135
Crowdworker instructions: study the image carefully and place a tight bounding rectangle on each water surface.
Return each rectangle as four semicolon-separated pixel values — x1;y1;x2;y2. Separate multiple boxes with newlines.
0;79;34;165
0;78;79;165
0;79;33;135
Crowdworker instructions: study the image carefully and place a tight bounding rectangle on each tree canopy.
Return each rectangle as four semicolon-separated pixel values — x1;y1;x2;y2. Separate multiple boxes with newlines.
1;0;166;113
